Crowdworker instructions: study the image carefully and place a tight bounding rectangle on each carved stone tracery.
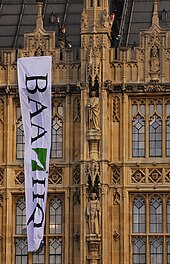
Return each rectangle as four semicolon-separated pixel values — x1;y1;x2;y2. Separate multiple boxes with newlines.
0;167;4;186
49;165;62;184
15;170;25;185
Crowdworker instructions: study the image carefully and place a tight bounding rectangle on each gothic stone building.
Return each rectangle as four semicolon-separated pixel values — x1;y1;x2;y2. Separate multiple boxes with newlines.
0;0;170;263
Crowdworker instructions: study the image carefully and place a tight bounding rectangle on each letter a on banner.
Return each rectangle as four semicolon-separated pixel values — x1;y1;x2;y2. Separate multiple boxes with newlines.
17;56;52;252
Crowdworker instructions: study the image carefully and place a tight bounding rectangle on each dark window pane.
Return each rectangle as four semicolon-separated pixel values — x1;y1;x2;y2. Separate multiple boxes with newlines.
15;239;28;264
132;196;146;233
150;197;162;233
132;237;146;264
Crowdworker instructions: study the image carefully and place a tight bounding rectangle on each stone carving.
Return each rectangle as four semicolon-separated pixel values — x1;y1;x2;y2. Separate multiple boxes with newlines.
165;169;170;183
15;170;25;185
131;169;146;184
87;193;101;235
113;188;120;205
144;80;165;92
73;165;80;185
113;95;120;122
87;91;100;130
81;9;88;29
0;167;4;186
48;165;62;184
101;9;108;28
73;96;81;122
86;161;100;194
150;45;160;77
112;166;120;185
73;188;80;205
148;168;162;183
0;98;4;124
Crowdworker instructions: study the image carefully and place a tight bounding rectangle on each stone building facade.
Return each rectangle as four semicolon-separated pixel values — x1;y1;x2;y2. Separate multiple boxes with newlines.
0;0;170;263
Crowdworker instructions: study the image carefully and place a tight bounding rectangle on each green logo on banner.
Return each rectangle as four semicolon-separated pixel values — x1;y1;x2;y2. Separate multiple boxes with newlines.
31;148;47;171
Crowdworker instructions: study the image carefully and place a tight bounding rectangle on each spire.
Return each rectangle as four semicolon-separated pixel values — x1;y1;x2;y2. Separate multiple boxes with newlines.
36;0;43;29
152;0;159;26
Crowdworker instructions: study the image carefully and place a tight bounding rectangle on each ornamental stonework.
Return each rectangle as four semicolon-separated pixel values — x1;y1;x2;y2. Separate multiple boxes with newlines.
15;170;25;185
73;165;80;185
0;193;3;205
112;166;120;185
0;98;4;124
73;96;81;122
131;169;146;184
148;168;162;183
113;95;120;122
0;167;4;186
49;165;62;185
165;169;170;183
73;188;80;205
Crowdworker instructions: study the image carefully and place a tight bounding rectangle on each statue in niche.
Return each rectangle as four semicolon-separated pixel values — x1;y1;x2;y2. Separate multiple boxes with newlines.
87;192;101;235
150;46;160;74
87;90;100;130
87;75;100;130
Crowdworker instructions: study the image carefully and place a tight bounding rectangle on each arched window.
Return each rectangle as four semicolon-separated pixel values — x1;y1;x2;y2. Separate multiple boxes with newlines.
132;196;146;233
150;196;162;233
149;102;162;157
15;197;27;263
49;196;62;263
15;195;64;264
132;101;145;157
131;194;170;263
51;103;63;159
49;196;62;234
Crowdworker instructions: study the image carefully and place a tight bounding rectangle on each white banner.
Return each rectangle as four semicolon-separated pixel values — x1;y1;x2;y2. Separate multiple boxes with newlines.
17;56;52;252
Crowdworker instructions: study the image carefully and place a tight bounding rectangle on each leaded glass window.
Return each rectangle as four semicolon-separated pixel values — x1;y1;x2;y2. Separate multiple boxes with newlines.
130;98;170;158
49;196;62;234
150;238;163;264
149;102;162;157
167;238;170;264
131;194;170;264
132;237;146;264
16;197;26;235
51;102;63;159
15;238;28;264
150;196;162;233
49;238;62;264
15;195;63;264
132;101;145;157
132;196;146;233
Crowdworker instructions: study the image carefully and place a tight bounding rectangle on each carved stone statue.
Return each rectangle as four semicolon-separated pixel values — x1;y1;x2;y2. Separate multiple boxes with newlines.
150;46;160;74
87;193;101;235
87;91;100;130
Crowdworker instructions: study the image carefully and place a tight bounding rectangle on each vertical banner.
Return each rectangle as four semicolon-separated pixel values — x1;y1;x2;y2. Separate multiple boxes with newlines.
17;56;52;252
